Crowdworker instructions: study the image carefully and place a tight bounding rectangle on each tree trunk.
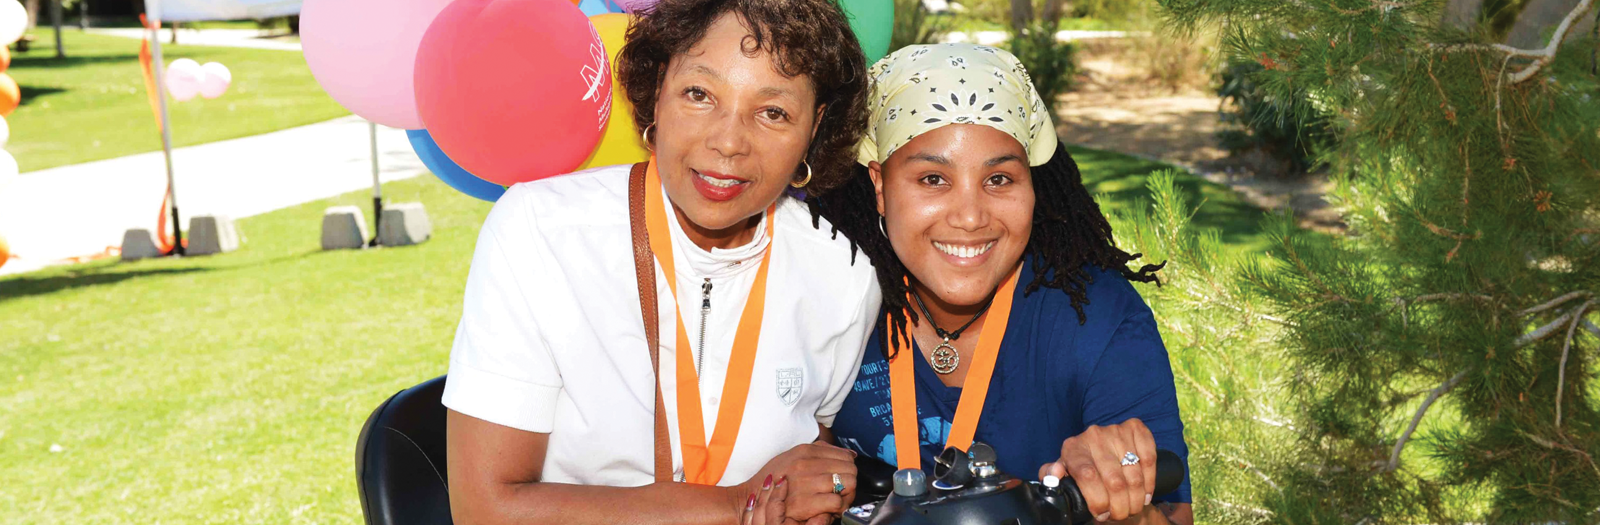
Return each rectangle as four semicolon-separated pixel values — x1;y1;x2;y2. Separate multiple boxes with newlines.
1504;0;1596;48
50;0;62;58
24;0;40;28
1441;0;1484;29
1010;0;1034;33
1041;0;1068;23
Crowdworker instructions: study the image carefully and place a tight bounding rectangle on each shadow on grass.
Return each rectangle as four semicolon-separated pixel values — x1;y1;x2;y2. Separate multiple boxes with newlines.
11;54;140;70
1067;145;1271;249
0;250;331;302
20;86;67;107
0;266;209;302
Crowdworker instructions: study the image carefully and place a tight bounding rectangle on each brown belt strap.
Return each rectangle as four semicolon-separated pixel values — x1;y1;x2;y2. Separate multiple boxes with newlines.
628;161;674;483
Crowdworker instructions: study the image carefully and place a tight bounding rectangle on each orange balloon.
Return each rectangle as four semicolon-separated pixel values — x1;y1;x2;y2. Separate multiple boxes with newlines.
0;74;17;117
0;46;11;73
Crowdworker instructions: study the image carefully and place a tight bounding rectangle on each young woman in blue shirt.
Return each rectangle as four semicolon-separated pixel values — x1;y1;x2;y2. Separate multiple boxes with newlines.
808;44;1193;525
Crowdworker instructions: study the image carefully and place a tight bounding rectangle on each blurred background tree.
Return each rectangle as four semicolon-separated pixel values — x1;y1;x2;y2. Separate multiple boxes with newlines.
1153;0;1600;520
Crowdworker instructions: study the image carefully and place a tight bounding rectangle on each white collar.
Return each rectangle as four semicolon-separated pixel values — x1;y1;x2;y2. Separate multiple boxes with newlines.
662;187;775;280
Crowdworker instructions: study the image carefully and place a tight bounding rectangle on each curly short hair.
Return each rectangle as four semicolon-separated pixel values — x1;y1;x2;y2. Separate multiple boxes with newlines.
616;0;870;193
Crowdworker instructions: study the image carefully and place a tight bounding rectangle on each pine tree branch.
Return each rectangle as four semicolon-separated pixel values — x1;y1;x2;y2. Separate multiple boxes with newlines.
1384;369;1468;473
1213;500;1276;519
1387;293;1496;329
1520;291;1593;317
1515;428;1600;480
1214;451;1281;492
1508;0;1596;83
1515;304;1595;347
1555;299;1595;429
1427;0;1597;83
1329;0;1415;15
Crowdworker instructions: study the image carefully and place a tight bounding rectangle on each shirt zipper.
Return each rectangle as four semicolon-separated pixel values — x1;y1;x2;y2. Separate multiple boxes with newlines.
697;278;711;381
675;278;714;485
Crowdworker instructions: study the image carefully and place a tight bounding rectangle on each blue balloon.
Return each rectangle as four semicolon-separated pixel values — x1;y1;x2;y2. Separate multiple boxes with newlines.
578;0;618;16
407;129;507;202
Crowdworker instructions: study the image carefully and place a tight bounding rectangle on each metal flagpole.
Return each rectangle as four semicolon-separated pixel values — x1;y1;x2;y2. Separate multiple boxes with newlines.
368;121;383;247
147;0;183;256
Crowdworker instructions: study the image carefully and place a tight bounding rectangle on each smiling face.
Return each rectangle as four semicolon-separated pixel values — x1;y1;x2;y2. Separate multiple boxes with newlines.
652;13;821;247
870;124;1034;309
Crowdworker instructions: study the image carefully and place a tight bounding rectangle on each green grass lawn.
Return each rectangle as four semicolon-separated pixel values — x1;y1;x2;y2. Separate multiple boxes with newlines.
7;28;347;172
1071;145;1273;254
0;148;1271;523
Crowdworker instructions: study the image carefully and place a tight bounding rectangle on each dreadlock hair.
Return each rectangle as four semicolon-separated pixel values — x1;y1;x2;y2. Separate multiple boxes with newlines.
807;141;1165;360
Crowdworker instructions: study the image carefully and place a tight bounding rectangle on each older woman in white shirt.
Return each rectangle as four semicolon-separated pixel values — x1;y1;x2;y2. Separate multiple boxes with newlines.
440;0;880;524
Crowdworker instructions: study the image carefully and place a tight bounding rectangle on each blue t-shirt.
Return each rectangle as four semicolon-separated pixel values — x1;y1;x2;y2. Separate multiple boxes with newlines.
829;258;1191;504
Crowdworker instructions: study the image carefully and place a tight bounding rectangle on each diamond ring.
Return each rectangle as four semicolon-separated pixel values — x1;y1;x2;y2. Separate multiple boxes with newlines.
832;473;846;494
1120;451;1140;466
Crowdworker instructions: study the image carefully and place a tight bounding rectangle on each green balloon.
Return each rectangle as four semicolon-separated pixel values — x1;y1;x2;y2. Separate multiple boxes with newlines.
841;0;893;64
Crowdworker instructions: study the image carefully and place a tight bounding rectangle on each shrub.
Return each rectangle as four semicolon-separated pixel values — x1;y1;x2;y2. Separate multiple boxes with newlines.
1214;59;1332;176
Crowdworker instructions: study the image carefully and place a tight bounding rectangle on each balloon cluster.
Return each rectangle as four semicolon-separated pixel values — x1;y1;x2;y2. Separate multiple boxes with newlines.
165;59;233;102
0;0;30;200
302;0;891;202
0;0;22;270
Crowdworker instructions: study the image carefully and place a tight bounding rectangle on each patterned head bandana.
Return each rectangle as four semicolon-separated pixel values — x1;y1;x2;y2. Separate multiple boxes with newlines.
856;43;1058;167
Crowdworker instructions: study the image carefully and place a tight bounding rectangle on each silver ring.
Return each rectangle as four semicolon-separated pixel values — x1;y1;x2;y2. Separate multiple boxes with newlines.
1121;451;1140;466
832;473;845;494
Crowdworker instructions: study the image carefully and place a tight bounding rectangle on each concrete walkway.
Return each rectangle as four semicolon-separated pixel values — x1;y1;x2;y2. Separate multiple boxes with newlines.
86;28;302;51
0;116;426;276
943;30;1144;46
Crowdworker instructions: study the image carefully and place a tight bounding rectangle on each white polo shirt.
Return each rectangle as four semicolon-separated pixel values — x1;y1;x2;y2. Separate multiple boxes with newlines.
443;164;881;487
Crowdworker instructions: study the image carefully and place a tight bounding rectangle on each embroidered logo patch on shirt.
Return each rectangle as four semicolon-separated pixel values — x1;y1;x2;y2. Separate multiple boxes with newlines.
776;368;804;406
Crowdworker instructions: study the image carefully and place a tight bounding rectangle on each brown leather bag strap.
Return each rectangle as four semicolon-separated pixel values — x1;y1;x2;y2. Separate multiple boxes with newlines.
628;161;674;483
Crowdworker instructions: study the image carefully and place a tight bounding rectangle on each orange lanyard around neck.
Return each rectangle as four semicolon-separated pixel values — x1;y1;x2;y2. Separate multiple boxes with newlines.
644;158;777;485
888;265;1022;470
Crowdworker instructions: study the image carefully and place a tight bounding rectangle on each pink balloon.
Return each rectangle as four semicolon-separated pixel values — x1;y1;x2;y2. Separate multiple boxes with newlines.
199;62;232;99
414;0;610;185
166;58;202;102
302;0;455;129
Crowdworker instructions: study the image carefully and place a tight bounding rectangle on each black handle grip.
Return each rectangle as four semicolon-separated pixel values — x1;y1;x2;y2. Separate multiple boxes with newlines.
1152;449;1184;497
854;454;899;506
1061;449;1186;525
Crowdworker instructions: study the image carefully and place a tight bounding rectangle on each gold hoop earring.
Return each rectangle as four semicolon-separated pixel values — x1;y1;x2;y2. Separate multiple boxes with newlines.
791;161;812;188
641;123;655;152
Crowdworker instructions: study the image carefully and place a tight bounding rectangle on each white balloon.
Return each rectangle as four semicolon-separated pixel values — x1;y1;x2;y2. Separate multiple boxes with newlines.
169;58;202;76
199;62;232;99
166;59;203;102
0;1;26;46
0;115;10;149
0;150;18;183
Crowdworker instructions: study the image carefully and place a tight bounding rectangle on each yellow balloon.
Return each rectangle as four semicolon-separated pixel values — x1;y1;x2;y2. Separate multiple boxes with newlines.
578;13;650;171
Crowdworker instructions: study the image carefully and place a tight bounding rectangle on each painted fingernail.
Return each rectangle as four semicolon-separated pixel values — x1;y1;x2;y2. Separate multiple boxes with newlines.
1146;494;1153;506
763;474;773;490
1096;512;1111;522
776;476;787;488
747;493;756;510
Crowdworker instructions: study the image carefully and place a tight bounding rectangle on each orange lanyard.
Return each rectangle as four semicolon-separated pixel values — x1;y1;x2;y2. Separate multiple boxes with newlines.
644;158;776;485
888;265;1022;470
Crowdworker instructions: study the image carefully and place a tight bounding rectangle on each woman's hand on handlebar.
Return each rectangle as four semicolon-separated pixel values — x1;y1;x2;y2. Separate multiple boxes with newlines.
1037;418;1158;523
743;441;857;523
